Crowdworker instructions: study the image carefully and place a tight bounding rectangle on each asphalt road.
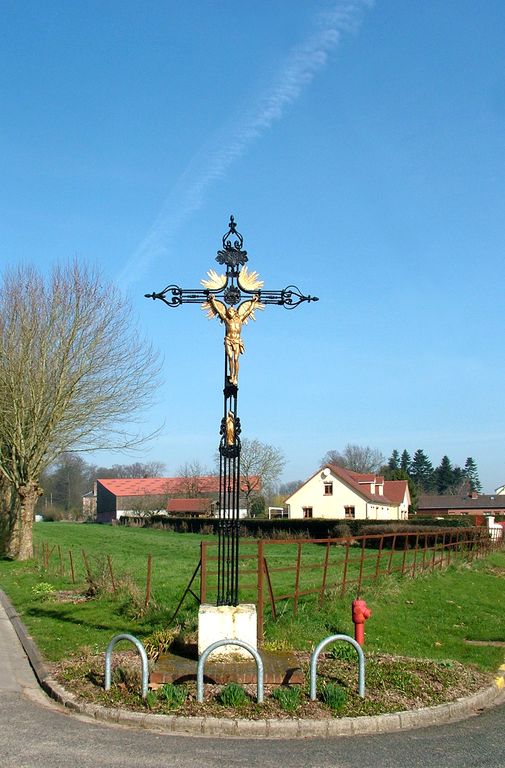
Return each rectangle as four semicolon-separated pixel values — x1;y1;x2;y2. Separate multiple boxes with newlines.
1;686;504;768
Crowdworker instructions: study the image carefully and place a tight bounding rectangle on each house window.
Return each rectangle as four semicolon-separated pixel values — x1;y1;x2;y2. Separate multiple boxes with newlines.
344;505;355;519
303;507;313;519
323;482;333;496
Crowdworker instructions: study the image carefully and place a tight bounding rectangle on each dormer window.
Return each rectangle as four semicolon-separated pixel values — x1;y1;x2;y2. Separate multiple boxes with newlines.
324;482;333;496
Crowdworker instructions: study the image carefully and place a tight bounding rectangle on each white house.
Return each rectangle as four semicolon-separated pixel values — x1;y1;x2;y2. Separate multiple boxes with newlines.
284;465;410;521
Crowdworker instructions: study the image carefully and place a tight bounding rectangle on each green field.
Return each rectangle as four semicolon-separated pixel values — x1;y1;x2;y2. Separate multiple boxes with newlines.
0;522;503;672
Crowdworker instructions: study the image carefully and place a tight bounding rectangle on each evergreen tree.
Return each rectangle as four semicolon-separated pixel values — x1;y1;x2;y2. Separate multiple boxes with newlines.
451;466;468;494
410;449;435;492
400;449;411;473
387;449;400;471
435;455;454;494
464;457;482;493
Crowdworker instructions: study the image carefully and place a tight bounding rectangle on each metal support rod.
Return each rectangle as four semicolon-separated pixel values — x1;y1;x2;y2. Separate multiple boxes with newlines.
310;634;365;699
196;640;264;703
104;633;149;699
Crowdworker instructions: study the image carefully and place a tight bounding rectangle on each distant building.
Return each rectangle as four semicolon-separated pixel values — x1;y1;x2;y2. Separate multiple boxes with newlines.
92;475;259;523
82;491;97;519
417;491;505;518
284;465;410;521
495;485;505;495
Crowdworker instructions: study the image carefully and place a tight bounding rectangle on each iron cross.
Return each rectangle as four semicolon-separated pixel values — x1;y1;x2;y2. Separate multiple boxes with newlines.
146;215;318;605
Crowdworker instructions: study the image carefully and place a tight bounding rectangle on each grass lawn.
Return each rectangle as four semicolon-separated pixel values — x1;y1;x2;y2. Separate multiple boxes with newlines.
0;522;503;675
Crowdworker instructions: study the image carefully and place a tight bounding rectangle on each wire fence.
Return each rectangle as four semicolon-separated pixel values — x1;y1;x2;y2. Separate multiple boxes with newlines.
34;526;503;641
33;542;155;610
200;526;503;640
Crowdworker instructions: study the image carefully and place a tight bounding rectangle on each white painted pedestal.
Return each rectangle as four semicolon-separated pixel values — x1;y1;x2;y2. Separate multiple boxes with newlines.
198;604;257;661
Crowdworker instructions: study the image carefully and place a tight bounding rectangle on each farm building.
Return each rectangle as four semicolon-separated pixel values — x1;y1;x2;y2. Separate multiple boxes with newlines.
93;476;257;523
417;491;505;518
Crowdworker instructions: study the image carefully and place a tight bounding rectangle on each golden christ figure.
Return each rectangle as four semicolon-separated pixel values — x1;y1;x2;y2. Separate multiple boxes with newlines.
202;267;264;386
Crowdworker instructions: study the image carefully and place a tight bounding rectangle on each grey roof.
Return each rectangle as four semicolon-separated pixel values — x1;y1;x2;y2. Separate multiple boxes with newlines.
418;494;505;511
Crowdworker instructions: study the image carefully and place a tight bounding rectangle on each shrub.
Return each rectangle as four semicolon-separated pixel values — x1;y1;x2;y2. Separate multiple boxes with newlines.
272;685;302;712
218;682;248;707
157;682;187;709
321;682;347;711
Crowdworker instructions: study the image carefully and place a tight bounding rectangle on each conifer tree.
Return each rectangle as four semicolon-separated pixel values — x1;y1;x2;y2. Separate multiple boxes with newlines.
400;449;411;473
435;455;454;494
387;449;400;470
410;449;435;492
464;457;482;493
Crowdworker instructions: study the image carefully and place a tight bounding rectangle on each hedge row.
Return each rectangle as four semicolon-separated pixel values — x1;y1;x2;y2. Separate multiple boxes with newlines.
119;514;476;539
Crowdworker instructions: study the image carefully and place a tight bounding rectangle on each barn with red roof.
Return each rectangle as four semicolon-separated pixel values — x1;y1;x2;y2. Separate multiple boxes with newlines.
95;475;258;522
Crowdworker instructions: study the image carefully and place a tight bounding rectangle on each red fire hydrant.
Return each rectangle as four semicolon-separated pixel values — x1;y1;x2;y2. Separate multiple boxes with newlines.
352;599;372;646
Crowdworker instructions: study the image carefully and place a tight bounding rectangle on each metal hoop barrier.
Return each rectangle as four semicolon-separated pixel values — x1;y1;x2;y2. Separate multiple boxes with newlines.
310;634;365;700
104;633;149;699
197;639;264;703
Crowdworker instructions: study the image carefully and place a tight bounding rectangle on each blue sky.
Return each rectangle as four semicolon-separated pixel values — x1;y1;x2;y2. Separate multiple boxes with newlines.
2;1;505;491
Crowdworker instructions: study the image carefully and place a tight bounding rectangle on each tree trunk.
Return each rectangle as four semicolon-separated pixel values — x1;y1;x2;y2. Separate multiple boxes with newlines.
0;479;19;558
1;483;41;560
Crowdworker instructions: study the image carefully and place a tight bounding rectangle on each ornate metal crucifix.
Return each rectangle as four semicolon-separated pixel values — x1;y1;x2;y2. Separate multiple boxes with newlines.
146;216;318;605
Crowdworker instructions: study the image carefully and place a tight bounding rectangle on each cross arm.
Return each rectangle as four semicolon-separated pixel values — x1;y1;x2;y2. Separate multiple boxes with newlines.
144;285;210;308
257;285;319;310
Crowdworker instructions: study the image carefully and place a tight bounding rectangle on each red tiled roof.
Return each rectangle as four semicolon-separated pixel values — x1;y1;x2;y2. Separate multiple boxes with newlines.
97;475;260;497
383;480;409;504
327;465;390;503
97;477;218;496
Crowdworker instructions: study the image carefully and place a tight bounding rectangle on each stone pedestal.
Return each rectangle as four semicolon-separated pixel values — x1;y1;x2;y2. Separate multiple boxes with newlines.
198;603;257;661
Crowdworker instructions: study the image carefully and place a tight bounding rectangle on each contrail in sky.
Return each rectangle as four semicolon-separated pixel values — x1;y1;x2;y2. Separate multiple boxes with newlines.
121;1;373;285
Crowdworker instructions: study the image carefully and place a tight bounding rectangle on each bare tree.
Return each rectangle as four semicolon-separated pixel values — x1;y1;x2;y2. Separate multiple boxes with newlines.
0;262;161;559
239;438;286;509
278;480;303;497
94;461;166;479
177;460;209;498
321;444;385;474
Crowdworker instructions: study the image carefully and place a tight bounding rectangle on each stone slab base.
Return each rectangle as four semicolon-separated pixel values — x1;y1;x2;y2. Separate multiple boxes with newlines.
150;647;304;687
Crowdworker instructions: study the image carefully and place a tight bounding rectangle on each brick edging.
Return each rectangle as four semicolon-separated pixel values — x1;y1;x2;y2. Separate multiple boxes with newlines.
2;589;504;739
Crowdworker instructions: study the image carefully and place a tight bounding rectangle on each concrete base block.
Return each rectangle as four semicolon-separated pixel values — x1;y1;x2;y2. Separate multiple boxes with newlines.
198;604;257;660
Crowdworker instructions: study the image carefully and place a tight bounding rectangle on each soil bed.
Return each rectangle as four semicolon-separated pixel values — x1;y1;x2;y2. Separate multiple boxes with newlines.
52;649;492;720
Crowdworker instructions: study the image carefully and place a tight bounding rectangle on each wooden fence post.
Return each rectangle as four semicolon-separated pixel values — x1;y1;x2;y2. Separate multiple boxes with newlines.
69;550;75;584
145;554;152;608
82;549;93;585
293;542;302;615
257;540;264;642
200;541;207;603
